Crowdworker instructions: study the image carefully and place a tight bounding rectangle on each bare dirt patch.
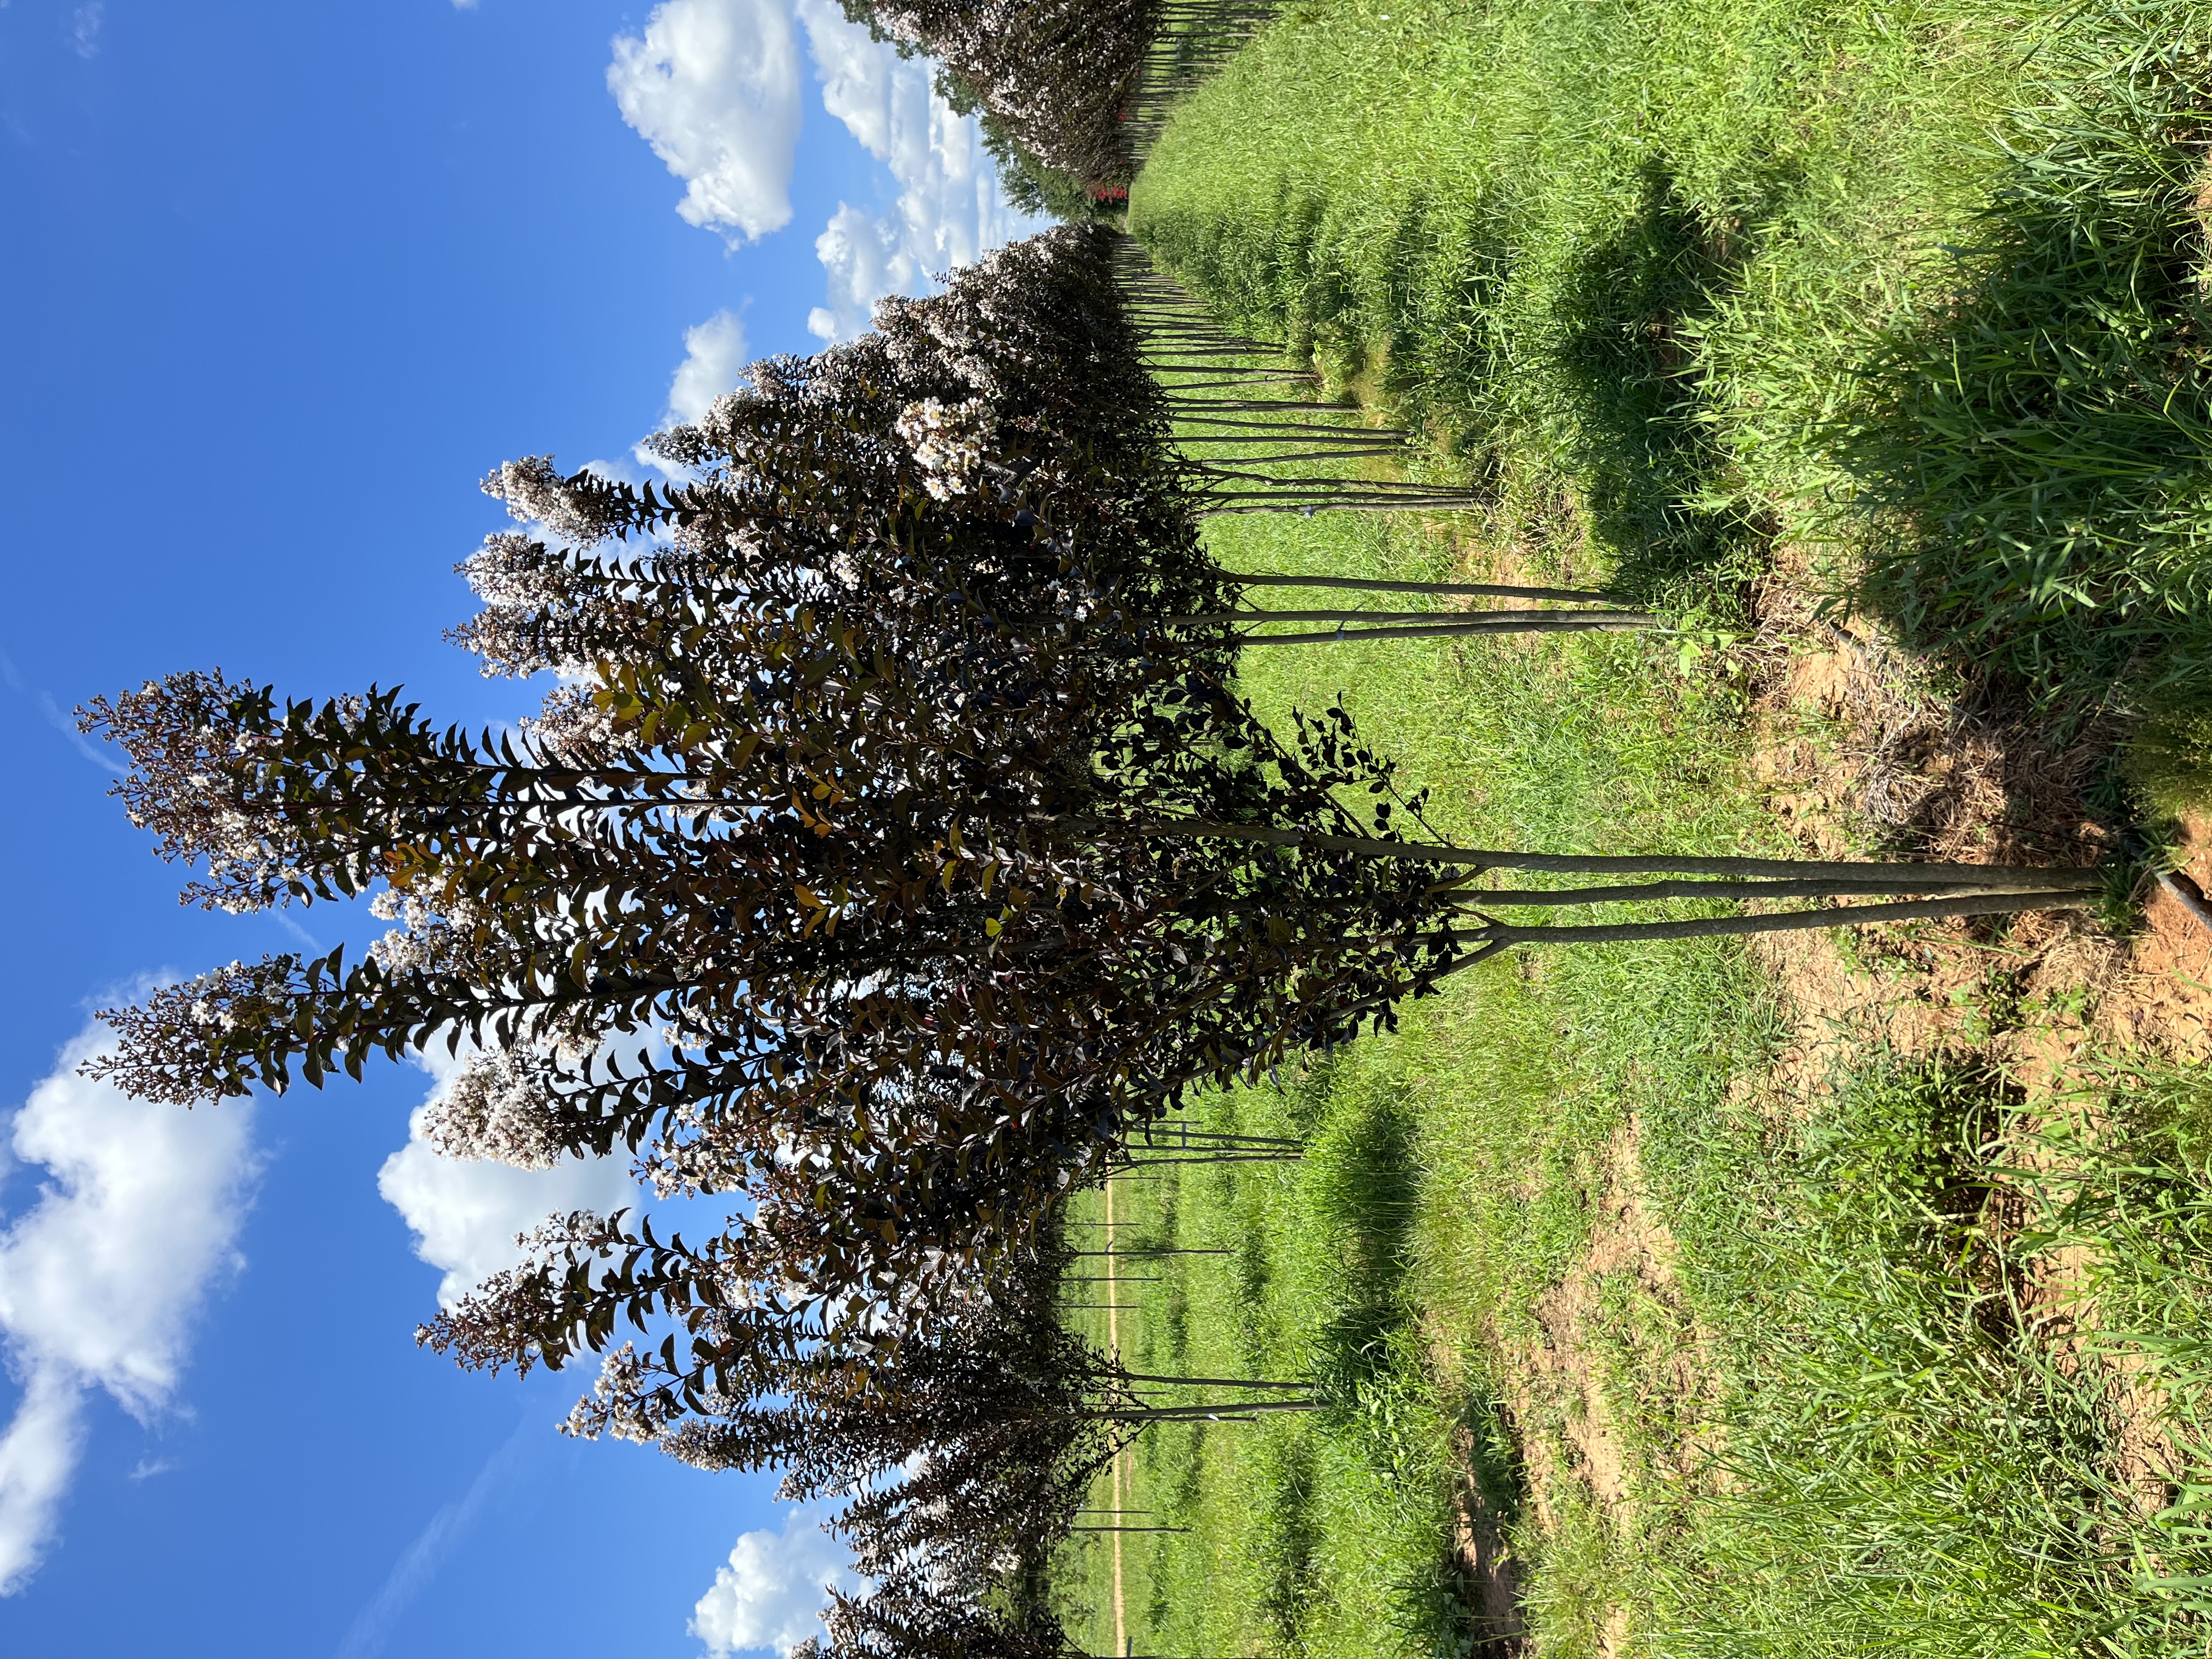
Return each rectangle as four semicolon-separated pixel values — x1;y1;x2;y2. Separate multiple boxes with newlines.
1740;582;2212;1089
1739;582;2212;1518
1496;1121;1713;1542
1447;1426;1528;1659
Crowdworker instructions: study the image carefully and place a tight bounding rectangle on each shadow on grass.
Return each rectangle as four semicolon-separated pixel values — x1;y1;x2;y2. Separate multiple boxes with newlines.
1252;1433;1323;1645
1293;1070;1422;1389
1833;33;2212;714
1548;162;1781;606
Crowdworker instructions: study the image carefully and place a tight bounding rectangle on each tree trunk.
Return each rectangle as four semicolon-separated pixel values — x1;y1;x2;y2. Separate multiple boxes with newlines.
1041;816;2107;888
1444;888;2094;969
1220;569;1617;603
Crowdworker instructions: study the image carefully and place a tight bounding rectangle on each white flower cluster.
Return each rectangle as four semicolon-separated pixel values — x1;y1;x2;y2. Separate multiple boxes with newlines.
480;455;616;546
192;804;303;915
518;682;624;767
182;961;253;1034
368;889;487;975
458;532;567;610
420;1047;567;1171
456;534;557;679
894;397;996;503
562;1342;681;1443
636;1102;717;1199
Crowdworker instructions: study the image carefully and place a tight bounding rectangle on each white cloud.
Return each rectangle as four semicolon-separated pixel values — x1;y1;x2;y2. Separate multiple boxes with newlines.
0;1372;83;1596
609;0;806;245
794;0;1049;341
0;1020;257;1594
796;0;911;161
692;1504;860;1657
808;202;911;345
70;2;101;58
667;308;752;426
376;1048;635;1308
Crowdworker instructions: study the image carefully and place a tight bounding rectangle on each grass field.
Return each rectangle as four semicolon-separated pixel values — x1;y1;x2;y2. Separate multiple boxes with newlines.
1044;511;2212;1658
1070;5;2212;1652
1131;0;2212;711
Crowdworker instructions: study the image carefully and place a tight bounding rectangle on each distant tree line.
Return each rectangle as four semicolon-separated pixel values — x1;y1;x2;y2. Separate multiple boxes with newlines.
831;0;1287;193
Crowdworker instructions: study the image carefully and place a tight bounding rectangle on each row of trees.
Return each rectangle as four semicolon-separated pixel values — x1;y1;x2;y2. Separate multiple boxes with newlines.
837;0;1282;191
1111;238;1514;521
82;223;2102;1654
840;0;1160;185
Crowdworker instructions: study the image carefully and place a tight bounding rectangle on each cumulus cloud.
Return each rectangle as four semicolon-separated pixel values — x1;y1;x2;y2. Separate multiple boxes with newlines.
807;202;911;345
376;1048;635;1308
795;0;1049;341
796;0;913;161
692;1504;860;1657
0;1020;257;1594
666;308;752;426
0;1372;82;1596
608;0;806;245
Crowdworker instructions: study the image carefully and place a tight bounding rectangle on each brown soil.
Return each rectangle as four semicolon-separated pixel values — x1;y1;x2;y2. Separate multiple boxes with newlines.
1741;583;2212;1092
1447;1427;1528;1659
1740;585;2212;1517
1495;1122;1713;1532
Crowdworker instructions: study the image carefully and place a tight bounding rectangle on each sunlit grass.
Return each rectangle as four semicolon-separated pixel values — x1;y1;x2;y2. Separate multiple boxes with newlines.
1084;10;2212;1647
1046;507;2212;1655
1133;0;2212;707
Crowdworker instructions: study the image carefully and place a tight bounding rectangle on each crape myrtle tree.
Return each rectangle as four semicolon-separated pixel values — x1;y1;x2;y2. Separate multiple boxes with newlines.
939;74;1124;226
839;0;1158;185
828;0;1278;190
426;1214;1301;1653
81;224;2103;1463
802;1569;1082;1659
76;227;1486;1324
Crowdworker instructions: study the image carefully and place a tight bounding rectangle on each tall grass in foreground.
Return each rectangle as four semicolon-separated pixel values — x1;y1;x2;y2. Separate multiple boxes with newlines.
1645;1056;2212;1658
1132;0;2212;708
1818;7;2212;708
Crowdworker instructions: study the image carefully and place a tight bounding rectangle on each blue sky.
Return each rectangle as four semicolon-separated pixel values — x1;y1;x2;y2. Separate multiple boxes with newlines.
0;2;1040;1652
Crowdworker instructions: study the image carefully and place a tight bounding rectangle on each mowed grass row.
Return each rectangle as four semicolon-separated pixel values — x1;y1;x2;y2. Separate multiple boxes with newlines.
1045;512;2212;1657
1132;0;2212;713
